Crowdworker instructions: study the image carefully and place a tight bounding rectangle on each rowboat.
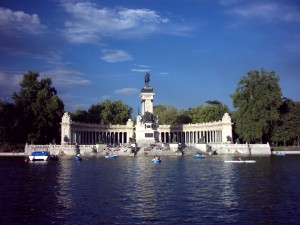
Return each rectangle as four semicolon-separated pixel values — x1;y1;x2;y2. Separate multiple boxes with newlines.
152;159;161;163
75;156;82;161
105;155;118;159
275;152;285;156
224;160;256;163
193;155;206;158
28;151;49;161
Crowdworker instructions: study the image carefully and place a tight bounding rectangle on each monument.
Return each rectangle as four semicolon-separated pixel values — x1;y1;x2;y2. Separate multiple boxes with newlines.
135;72;159;146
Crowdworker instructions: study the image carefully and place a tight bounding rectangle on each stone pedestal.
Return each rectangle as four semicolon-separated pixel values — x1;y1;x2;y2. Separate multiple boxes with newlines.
135;84;159;146
135;122;158;146
169;143;179;151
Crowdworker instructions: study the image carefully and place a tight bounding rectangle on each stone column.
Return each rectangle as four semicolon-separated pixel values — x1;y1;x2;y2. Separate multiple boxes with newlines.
61;112;72;144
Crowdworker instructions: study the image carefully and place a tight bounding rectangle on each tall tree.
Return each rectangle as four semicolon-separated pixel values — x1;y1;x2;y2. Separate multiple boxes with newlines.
0;99;16;144
271;99;300;146
88;104;104;123
230;68;282;143
12;71;64;144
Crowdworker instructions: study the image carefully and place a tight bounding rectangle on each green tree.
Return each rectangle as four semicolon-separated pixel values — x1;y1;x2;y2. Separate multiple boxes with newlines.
188;105;205;123
12;71;64;144
100;100;132;125
188;100;229;123
271;99;300;146
70;100;132;125
70;109;89;123
176;108;192;124
154;105;178;125
230;68;282;143
88;104;104;123
0;99;16;144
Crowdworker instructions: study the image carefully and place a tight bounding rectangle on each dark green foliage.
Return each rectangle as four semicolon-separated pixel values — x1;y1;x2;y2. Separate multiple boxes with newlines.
12;71;64;144
271;98;300;146
0;100;16;144
230;68;282;143
153;101;228;125
70;99;132;125
70;110;89;123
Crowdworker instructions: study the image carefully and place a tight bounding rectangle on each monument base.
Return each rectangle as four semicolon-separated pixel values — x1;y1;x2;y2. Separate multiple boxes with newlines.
135;122;158;147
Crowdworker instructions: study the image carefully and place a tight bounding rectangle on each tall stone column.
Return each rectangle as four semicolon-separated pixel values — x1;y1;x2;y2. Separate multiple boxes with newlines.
61;112;72;144
222;113;233;143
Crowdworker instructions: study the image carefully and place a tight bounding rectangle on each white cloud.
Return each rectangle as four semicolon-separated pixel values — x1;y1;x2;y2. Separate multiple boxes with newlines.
0;69;92;100
0;72;23;98
41;68;92;88
131;69;150;73
134;64;150;68
228;3;300;23
131;64;151;73
115;88;139;95
101;49;133;62
61;1;169;43
0;7;46;35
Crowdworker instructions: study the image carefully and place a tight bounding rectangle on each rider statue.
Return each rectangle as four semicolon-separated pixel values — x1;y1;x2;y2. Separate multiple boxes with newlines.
144;72;150;86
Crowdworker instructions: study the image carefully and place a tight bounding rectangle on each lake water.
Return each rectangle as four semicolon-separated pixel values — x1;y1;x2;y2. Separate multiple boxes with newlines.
1;154;300;225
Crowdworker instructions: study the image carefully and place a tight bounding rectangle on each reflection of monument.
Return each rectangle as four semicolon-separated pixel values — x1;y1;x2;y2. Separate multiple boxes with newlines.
135;72;159;145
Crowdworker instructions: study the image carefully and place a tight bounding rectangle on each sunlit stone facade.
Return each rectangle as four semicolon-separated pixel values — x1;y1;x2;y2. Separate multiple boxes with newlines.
61;85;233;146
61;112;134;145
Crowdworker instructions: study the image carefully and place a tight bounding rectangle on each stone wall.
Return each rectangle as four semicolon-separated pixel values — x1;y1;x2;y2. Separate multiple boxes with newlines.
249;143;271;155
194;143;271;155
209;143;250;155
25;142;271;156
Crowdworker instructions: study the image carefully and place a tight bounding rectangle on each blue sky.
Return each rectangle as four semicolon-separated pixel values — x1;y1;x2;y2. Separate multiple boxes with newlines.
0;0;299;117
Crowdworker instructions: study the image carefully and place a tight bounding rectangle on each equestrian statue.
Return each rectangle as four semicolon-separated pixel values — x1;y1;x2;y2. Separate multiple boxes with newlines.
144;72;150;86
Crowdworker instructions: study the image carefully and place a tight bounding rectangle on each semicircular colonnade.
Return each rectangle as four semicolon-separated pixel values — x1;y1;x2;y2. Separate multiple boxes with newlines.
61;112;233;146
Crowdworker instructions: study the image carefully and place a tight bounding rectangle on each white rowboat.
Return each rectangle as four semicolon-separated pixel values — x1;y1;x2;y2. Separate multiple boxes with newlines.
224;160;256;163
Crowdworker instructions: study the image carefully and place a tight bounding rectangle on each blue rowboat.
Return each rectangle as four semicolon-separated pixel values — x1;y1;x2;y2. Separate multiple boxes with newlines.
152;159;161;163
75;156;82;161
105;155;118;159
193;155;206;158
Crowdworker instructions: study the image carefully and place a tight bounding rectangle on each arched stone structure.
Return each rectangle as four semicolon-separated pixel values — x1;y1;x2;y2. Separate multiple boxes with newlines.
157;113;232;145
61;112;232;145
60;73;233;146
61;113;134;145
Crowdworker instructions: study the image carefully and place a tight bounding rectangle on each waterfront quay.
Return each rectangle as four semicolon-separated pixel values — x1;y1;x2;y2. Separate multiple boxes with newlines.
23;142;273;157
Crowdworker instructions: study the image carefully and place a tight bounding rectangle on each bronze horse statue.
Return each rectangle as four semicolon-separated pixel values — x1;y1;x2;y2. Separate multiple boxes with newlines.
144;72;150;86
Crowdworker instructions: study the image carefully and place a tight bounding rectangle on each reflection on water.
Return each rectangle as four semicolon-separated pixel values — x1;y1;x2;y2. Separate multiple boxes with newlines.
56;158;74;212
0;155;300;224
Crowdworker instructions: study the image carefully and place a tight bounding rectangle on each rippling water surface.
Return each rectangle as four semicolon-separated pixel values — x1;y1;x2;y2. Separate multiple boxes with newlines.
1;154;300;224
